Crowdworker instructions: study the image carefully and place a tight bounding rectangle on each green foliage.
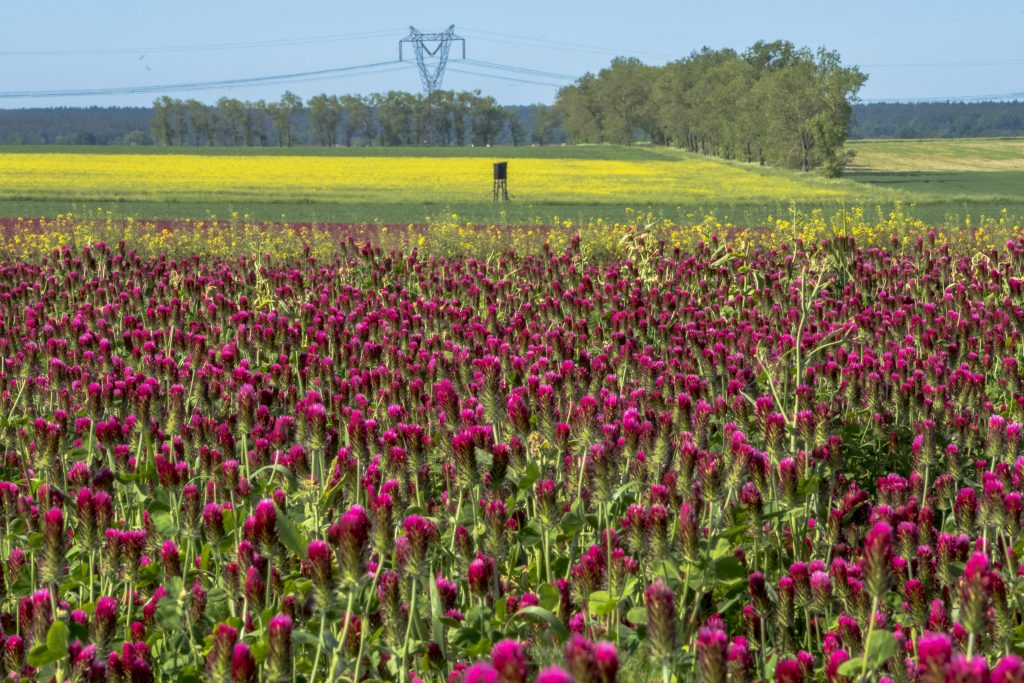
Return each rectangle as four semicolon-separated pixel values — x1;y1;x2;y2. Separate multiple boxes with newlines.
556;40;866;175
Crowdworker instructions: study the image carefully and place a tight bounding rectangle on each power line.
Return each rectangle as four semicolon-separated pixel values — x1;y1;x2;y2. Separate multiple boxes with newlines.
446;67;568;88
462;59;574;81
0;29;404;57
0;61;410;99
459;27;676;60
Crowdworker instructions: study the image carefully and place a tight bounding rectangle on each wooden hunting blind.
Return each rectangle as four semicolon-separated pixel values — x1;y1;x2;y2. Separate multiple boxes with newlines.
493;161;509;201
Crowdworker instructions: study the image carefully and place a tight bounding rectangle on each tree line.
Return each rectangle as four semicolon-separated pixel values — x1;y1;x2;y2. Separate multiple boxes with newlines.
148;90;565;148
555;41;867;176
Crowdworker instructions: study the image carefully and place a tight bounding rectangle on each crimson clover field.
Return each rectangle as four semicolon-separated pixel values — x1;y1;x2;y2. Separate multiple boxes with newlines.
4;144;1024;683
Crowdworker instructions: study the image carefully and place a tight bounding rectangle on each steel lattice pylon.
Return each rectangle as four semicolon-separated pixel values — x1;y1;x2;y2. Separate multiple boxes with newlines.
399;25;465;94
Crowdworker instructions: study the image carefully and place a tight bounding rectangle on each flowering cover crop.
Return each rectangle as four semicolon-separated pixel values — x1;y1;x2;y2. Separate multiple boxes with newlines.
4;230;1024;683
0;152;851;205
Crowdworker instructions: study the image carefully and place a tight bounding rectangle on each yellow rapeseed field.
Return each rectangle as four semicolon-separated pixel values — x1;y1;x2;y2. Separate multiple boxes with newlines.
0;152;853;205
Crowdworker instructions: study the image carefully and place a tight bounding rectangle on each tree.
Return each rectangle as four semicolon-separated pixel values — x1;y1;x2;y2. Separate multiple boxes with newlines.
252;101;271;146
508;113;524;146
469;94;506;146
556;74;602;143
376;91;417;146
216;98;251;146
339;95;371;146
452;91;475;146
171;99;187;146
186;100;213;146
150;97;173;146
268;91;304;146
530;104;560;145
308;94;342;146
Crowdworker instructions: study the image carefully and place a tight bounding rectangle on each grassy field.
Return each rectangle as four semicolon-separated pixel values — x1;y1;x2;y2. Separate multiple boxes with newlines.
845;138;1024;220
0;140;1021;225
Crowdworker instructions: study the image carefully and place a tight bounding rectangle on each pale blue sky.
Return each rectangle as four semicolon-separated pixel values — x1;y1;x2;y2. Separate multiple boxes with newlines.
1;0;1022;108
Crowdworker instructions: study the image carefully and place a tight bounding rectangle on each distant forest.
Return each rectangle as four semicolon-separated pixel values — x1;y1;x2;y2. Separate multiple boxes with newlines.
849;101;1024;138
0;92;566;148
3;97;1024;148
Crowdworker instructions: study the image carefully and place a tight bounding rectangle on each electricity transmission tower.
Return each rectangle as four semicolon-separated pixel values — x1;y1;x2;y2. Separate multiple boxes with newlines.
399;25;465;94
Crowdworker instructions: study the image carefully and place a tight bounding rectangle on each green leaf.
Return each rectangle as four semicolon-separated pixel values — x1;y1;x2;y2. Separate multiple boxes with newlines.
155;599;182;632
587;590;617;617
249;464;296;486
151;511;176;538
517;462;540;493
625;607;647;625
27;642;60;668
513;606;569;642
865;630;899;668
538;583;561;612
713;555;746;581
837;658;865;676
517;522;543;548
276;512;309;558
46;620;69;655
558;510;584;537
428;576;448;661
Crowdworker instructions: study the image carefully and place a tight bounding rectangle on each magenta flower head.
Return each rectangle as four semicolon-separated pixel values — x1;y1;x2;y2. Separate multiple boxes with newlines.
307;540;334;611
378;570;402;643
181;484;201;539
206;622;239;682
41;506;66;584
231;642;257;683
245;566;266;612
960;551;991;637
678;502;699;561
328;504;370;584
535;667;574;683
266;614;293;683
824;650;849;683
993;655;1024;683
697;626;728;683
5;635;24;673
535;480;559;525
468;554;496;597
464;662;500;683
774;657;804;683
403;515;439;576
507;393;531;437
490;639;528;683
253;498;278;552
71;643;97;680
862;522;892;598
565;634;595;682
726;637;753;683
917;632;952;683
593;642;618;683
30;588;52;647
948;654;990;682
91;595;118;653
203;503;225;544
162;540;181;578
645;579;675;660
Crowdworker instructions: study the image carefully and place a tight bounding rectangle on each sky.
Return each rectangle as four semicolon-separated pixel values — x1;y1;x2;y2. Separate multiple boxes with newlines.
1;0;1022;108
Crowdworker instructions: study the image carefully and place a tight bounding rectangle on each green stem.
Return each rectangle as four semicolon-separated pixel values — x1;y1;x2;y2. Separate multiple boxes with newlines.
310;611;327;683
327;590;356;683
399;577;418;683
861;595;879;681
